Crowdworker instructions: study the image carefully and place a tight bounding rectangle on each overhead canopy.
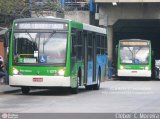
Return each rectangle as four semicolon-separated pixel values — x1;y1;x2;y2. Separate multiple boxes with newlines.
113;19;160;59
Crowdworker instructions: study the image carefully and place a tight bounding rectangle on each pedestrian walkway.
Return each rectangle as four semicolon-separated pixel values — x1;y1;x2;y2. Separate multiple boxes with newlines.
0;84;20;94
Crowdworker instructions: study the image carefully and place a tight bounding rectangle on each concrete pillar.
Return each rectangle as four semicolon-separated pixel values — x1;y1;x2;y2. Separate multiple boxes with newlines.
107;25;113;61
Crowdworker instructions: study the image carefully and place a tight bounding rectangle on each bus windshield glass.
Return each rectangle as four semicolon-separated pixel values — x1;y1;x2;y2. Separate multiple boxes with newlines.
13;31;67;64
120;46;149;64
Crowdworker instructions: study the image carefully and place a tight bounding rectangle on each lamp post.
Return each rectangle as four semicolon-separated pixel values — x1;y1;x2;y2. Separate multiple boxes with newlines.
29;0;32;17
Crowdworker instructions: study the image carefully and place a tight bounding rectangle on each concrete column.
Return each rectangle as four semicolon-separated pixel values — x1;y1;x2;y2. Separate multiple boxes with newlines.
107;25;113;61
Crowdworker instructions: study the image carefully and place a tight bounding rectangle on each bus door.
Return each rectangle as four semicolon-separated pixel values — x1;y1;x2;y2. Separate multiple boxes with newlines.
87;32;94;85
84;31;87;84
71;29;77;72
93;33;96;82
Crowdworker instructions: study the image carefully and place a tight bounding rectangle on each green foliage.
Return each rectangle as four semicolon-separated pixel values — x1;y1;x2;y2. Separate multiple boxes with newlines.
0;0;62;26
46;0;61;11
0;0;62;17
0;0;29;17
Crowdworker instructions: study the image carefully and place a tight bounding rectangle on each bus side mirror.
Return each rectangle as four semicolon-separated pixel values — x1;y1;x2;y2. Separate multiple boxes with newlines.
152;50;154;56
115;45;118;55
4;29;11;47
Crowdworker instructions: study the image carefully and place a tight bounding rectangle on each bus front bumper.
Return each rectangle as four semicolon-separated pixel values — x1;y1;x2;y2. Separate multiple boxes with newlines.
118;70;151;77
9;75;70;87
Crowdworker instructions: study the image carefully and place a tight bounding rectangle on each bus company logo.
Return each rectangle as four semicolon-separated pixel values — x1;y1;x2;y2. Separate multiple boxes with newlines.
1;113;18;119
1;113;8;119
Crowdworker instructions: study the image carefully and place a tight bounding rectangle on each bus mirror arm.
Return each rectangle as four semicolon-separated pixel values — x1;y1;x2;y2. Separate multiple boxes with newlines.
4;29;11;47
152;50;154;56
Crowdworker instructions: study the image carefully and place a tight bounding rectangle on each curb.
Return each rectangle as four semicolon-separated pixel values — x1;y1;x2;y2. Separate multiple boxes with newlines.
0;85;21;94
0;89;21;94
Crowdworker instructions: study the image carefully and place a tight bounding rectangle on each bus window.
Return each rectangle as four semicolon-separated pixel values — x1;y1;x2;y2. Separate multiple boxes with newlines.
71;33;76;57
13;32;67;64
77;31;83;60
96;34;100;54
101;36;105;54
88;33;93;61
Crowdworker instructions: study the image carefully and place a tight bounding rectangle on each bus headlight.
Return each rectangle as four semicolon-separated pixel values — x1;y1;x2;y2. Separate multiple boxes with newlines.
13;68;19;75
145;66;149;70
58;69;65;76
120;65;124;70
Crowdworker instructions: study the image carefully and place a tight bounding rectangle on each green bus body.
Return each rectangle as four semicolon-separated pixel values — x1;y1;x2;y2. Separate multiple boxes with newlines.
8;17;107;94
117;39;152;78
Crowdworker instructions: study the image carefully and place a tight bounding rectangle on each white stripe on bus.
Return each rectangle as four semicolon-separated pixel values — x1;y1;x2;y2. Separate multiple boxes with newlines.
118;70;151;77
9;75;70;87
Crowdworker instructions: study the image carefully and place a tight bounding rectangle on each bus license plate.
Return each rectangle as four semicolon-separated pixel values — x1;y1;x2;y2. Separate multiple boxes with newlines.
132;71;137;73
33;78;43;82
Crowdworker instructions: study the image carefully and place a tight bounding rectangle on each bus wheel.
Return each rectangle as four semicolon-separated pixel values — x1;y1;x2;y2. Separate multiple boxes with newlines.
71;77;79;94
21;87;30;94
93;71;101;90
85;85;93;90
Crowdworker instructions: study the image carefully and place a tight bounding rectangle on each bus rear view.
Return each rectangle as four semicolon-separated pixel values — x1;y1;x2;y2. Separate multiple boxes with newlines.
117;39;151;79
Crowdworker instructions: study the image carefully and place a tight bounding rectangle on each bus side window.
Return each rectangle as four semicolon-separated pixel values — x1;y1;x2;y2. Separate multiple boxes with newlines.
115;45;118;55
77;31;83;60
96;34;100;54
88;32;93;61
101;35;105;54
103;36;107;55
71;32;76;57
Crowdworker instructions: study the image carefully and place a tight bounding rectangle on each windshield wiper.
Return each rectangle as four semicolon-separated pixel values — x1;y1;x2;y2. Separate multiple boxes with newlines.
135;47;142;55
43;31;56;45
25;30;35;42
127;47;134;61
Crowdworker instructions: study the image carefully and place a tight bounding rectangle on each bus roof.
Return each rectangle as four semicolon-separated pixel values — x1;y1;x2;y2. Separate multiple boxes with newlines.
14;17;69;23
83;23;106;34
14;17;106;34
119;39;150;42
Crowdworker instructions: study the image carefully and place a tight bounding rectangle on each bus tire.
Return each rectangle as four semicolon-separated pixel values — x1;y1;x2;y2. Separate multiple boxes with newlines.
85;85;93;90
71;87;78;94
93;71;101;90
21;87;30;94
71;77;79;94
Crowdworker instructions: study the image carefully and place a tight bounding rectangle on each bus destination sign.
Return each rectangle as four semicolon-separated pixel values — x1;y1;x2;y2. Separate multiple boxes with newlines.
121;41;148;46
15;22;67;30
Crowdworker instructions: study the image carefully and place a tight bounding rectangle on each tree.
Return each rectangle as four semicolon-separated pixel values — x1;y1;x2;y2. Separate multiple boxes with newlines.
0;0;62;26
0;0;63;17
0;0;30;18
31;0;63;17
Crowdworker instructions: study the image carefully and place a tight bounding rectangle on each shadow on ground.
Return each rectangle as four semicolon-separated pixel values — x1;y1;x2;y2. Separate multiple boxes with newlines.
16;87;97;96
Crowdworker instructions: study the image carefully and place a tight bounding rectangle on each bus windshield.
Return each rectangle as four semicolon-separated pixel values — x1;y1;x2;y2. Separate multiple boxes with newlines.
120;46;149;64
13;31;67;65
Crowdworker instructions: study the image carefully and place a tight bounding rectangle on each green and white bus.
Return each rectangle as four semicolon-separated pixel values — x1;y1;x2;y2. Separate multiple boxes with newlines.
116;39;151;78
8;17;107;94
